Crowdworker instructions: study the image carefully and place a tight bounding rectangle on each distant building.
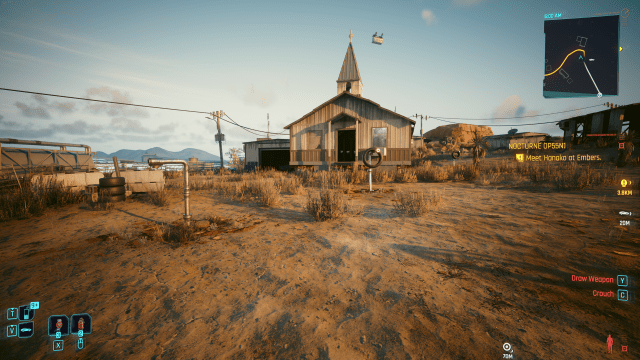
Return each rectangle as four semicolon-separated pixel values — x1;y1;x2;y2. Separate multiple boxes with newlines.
411;136;424;148
283;33;415;170
243;139;290;171
557;103;639;142
485;132;549;149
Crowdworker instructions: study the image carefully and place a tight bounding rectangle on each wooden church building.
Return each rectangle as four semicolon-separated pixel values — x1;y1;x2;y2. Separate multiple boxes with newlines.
284;31;415;170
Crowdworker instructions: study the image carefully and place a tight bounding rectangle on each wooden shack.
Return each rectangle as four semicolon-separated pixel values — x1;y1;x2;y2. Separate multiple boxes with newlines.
284;34;415;170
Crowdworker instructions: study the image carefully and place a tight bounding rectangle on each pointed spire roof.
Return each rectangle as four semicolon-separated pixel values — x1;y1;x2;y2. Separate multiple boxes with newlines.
337;42;362;83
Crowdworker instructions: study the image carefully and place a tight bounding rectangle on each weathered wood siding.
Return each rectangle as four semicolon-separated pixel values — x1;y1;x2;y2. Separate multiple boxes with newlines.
289;96;412;159
290;150;327;162
356;148;410;162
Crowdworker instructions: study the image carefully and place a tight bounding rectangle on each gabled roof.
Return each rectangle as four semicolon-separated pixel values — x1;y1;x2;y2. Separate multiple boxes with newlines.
284;91;415;129
337;43;361;83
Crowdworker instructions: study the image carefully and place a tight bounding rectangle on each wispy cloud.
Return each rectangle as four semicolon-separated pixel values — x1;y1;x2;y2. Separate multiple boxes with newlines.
452;0;484;6
3;32;106;61
13;94;78;119
421;9;438;26
492;95;540;120
15;101;51;119
110;117;178;134
0;49;60;66
85;86;150;118
43;28;173;67
33;94;76;113
3;29;173;69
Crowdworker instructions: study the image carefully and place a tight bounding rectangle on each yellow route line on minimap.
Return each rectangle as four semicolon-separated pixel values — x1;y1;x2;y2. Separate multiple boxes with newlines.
545;49;586;77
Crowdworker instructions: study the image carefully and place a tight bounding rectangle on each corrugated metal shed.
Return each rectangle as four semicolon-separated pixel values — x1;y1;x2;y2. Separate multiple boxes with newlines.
242;139;290;171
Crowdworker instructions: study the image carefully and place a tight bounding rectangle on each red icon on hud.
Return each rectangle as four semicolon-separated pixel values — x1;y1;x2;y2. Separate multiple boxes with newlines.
56;319;63;331
607;335;613;354
78;318;84;330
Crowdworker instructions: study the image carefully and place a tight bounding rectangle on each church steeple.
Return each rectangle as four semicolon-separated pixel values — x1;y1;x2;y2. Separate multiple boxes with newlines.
337;30;363;96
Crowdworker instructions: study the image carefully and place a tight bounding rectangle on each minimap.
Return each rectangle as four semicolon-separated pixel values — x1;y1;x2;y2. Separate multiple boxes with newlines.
543;15;619;98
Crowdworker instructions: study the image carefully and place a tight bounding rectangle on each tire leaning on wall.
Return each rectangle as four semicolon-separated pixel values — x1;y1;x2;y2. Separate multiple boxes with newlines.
99;177;125;187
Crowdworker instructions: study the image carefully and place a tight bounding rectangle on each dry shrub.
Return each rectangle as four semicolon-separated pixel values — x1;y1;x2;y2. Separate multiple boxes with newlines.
276;177;305;195
553;163;617;190
346;168;367;185
189;179;216;191
148;189;170;206
295;168;318;185
88;193;116;211
250;179;281;207
394;169;418;183
163;222;199;246
415;163;449;182
305;189;355;221
393;191;442;217
529;163;554;183
163;170;183;179
207;215;230;227
1;176;85;221
318;170;347;189
451;163;479;181
372;169;394;183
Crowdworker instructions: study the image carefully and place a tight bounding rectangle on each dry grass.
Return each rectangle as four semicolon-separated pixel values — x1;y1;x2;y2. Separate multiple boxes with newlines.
148;189;170;207
276;177;305;195
415;162;449;182
252;179;281;207
394;169;418;183
552;163;617;190
305;189;357;221
0;176;85;222
318;170;348;189
393;191;443;217
212;179;282;207
469;159;618;190
451;163;479;181
372;169;394;183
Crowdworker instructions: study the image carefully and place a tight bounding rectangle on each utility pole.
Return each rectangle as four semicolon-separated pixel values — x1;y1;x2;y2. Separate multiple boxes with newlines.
215;110;225;169
412;114;427;137
267;113;270;139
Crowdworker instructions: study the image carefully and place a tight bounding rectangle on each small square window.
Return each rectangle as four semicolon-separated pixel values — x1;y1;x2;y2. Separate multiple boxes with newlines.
307;130;322;149
372;128;387;147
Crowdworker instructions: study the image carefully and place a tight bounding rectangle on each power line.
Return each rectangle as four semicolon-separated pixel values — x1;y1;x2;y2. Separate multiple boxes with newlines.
0;87;210;114
429;103;604;120
0;87;286;135
429;117;564;127
224;113;288;135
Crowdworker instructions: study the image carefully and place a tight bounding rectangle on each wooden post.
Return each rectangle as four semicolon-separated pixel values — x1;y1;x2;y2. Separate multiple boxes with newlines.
355;118;359;167
327;120;331;164
112;156;121;177
216;111;225;169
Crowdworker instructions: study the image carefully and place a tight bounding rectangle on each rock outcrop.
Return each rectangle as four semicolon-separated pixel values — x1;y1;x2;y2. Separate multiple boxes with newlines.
423;124;493;143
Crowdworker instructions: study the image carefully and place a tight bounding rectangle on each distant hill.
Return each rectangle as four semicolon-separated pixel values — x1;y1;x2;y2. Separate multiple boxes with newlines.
95;147;222;163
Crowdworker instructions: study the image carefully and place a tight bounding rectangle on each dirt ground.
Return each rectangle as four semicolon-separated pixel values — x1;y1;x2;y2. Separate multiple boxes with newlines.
0;169;639;359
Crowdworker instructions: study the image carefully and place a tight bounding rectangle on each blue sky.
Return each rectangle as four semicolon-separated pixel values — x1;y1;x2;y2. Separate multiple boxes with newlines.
1;0;638;156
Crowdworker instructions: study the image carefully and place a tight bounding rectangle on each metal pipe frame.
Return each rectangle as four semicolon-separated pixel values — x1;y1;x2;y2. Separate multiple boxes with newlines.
0;138;92;153
147;159;191;226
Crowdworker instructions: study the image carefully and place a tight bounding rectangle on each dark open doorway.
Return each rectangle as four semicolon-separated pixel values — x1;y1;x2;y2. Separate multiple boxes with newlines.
337;130;356;162
260;149;290;171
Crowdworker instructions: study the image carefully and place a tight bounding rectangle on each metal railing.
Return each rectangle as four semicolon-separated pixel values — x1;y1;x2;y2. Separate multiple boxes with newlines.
1;138;95;174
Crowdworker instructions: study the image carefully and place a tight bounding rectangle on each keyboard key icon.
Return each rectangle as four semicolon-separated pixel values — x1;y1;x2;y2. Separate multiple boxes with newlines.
53;340;63;351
